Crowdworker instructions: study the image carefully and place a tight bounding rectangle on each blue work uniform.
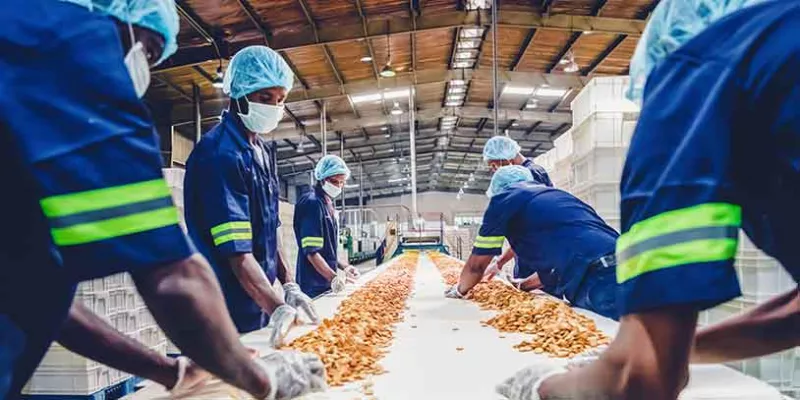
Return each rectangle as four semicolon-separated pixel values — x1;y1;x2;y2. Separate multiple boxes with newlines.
294;185;340;298
474;183;620;320
184;112;281;334
522;158;553;187
0;0;195;396
616;1;800;316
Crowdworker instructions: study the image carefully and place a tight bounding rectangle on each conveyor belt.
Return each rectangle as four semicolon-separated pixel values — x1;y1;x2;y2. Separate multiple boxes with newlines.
125;254;783;400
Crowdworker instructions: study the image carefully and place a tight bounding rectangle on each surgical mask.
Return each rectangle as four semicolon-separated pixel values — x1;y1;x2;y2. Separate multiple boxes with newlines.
124;23;150;98
485;188;493;199
322;181;342;198
238;98;284;134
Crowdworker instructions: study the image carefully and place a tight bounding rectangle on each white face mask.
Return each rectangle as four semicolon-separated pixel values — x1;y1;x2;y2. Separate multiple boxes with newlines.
124;23;151;98
238;98;284;134
322;181;342;198
485;188;493;199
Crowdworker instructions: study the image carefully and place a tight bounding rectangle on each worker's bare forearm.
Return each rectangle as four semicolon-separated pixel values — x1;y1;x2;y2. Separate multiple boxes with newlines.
519;273;542;292
307;253;336;281
228;253;285;314
276;246;294;284
58;303;178;389
539;306;697;400
692;287;800;364
498;248;516;267
132;254;270;399
457;254;493;294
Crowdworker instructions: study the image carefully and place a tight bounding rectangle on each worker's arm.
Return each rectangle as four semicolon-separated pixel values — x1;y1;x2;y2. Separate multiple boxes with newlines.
537;306;697;400
456;254;495;294
457;199;509;295
275;236;294;284
228;253;285;315
513;272;543;292
497;247;516;268
133;254;272;398
307;253;336;281
692;287;800;364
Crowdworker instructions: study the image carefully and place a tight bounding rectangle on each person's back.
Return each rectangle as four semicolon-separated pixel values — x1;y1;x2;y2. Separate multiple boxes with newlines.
293;187;338;297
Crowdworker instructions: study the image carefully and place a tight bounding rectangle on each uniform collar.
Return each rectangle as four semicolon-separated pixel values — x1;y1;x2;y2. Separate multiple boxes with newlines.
521;158;533;167
221;111;270;152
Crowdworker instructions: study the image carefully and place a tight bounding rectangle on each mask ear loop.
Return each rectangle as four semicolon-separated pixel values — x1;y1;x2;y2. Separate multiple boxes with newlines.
125;0;137;48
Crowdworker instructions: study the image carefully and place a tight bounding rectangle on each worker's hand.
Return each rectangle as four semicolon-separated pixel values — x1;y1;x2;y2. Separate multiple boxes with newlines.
567;345;608;370
444;284;466;299
496;363;567;400
330;273;346;294
284;283;321;325
483;257;500;281
344;265;360;282
266;305;298;348
255;350;327;400
169;356;211;397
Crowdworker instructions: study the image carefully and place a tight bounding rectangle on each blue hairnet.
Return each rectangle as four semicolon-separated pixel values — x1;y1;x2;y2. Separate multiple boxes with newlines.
483;136;521;161
314;155;351;181
223;46;295;99
487;165;533;198
627;0;766;103
63;0;179;65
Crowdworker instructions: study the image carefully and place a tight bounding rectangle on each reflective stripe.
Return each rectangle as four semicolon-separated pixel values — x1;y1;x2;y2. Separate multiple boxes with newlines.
302;237;324;248
211;221;251;236
51;207;179;246
49;197;174;228
474;235;505;249
616;203;741;283
214;232;253;246
40;179;171;218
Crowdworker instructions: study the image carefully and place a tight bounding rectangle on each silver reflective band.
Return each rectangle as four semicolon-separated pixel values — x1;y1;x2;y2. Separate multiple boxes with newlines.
617;226;739;264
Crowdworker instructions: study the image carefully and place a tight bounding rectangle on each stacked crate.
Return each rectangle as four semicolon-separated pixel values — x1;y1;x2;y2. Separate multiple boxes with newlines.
23;274;166;396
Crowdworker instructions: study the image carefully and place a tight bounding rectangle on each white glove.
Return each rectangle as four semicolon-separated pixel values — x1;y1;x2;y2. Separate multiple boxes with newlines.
266;304;298;348
497;364;567;400
444;283;465;299
483;258;500;281
284;283;321;324
255;350;327;400
330;272;346;294
344;265;360;282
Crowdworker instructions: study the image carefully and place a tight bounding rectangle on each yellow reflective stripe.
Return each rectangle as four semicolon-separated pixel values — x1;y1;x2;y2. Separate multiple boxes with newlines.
302;237;324;248
474;235;504;248
617;238;738;283
213;232;253;246
210;221;251;236
51;207;179;246
41;179;171;218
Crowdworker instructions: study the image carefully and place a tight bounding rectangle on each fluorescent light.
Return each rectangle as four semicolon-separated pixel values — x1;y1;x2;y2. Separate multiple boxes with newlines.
388;177;408;183
345;184;360;189
445;101;461;106
535;87;568;97
455;51;475;59
457;41;480;49
385;133;391;138
526;100;539;109
350;88;409;104
503;86;535;96
453;61;473;68
461;28;483;38
447;95;463;101
360;56;373;62
442;116;458;121
380;126;389;131
448;87;466;94
450;79;466;86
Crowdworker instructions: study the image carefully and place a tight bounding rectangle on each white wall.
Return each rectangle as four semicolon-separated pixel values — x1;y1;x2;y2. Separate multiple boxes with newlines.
369;191;489;224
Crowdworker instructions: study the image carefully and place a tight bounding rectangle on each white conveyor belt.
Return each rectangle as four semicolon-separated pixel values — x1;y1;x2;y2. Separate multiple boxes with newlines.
125;255;783;400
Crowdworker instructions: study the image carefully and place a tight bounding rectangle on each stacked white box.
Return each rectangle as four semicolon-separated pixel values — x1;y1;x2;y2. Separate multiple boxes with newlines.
25;273;166;396
735;235;797;303
570;76;640;127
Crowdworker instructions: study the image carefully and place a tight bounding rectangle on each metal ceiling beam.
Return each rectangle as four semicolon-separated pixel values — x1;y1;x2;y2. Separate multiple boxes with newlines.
152;75;193;102
192;66;216;84
154;10;646;73
546;0;609;74
297;0;345;88
509;29;538;71
354;0;381;81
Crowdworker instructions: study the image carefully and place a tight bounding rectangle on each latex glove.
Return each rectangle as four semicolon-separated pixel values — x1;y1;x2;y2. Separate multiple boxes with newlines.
255;350;327;400
483;258;500;281
284;283;321;324
497;364;567;400
172;351;260;397
330;272;346;294
444;284;465;299
344;265;360;282
266;304;298;348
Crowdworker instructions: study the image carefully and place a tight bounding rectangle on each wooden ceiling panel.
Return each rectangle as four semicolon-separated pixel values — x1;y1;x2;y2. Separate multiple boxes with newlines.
594;35;638;74
600;0;654;18
421;0;461;14
326;97;355;115
304;0;361;27
361;0;411;18
571;32;619;72
371;33;412;76
286;101;318;118
328;41;376;83
283;46;340;87
514;30;573;72
465;80;492;107
478;27;529;70
550;0;595;16
416;82;447;105
253;0;308;36
414;30;451;71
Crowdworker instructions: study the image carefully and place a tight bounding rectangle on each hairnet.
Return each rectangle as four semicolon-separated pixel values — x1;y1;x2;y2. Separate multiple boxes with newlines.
483;136;521;161
314;155;351;181
64;0;180;65
223;46;295;99
627;0;766;103
487;165;533;198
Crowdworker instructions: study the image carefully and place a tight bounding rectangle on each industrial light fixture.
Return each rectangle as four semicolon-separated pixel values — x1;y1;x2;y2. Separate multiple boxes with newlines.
453;61;472;69
450;79;466;86
380;126;389;131
463;181;469;189
390;101;403;115
469;173;475;182
360;56;373;63
385;133;391;138
445;101;461;107
212;63;224;89
465;0;491;10
380;29;396;78
461;28;484;38
457;41;480;49
350;88;409;104
526;99;540;109
562;51;579;73
296;136;306;153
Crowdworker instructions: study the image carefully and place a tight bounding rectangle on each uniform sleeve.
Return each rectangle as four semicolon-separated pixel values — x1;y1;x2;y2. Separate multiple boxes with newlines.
201;154;253;256
472;199;510;256
297;201;325;256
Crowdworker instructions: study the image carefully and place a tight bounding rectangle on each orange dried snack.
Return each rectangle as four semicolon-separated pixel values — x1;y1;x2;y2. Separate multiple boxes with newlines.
428;253;610;358
284;253;418;386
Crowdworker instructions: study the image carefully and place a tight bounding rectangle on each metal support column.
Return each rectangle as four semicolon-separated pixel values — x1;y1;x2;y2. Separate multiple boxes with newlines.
193;84;202;143
491;0;499;136
321;101;327;156
408;89;419;228
358;160;364;242
340;133;345;218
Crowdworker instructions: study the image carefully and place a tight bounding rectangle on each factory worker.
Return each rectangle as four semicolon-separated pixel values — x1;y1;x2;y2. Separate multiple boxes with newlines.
497;1;800;399
445;166;620;321
0;1;324;399
482;136;553;280
185;45;320;346
295;156;361;298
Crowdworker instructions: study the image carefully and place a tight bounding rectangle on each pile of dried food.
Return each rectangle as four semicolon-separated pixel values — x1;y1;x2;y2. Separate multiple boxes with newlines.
428;252;609;358
284;253;418;386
